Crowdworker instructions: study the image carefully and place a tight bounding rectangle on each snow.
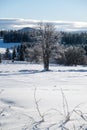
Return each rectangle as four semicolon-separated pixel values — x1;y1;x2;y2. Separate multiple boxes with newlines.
0;62;87;130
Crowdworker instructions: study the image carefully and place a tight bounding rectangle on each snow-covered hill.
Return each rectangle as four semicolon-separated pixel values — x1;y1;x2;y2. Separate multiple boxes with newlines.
0;63;87;130
0;18;87;32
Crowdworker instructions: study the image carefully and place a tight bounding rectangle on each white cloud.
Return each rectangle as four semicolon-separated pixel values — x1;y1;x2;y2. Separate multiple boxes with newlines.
0;18;87;32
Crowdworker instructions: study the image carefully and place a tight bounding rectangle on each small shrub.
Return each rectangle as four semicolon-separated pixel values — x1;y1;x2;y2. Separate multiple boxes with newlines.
64;46;86;66
26;45;42;63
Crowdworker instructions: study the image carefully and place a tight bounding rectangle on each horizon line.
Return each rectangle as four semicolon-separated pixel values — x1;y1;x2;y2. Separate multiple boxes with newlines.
0;18;87;24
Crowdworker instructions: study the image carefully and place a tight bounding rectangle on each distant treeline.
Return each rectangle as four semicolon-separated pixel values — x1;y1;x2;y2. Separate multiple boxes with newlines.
61;32;87;45
0;30;36;43
0;30;87;45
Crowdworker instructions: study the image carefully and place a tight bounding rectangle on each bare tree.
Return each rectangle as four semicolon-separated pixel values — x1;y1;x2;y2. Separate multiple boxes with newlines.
36;22;59;71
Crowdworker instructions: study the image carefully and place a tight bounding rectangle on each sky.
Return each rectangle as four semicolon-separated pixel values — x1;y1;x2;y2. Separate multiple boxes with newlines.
0;0;87;22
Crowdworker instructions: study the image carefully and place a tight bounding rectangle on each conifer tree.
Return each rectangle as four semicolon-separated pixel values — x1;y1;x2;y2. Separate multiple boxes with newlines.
12;48;16;62
4;48;11;60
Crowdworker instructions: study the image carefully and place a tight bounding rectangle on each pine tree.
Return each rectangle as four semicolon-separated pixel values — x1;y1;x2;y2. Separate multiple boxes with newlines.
19;45;25;61
4;48;11;60
12;48;16;62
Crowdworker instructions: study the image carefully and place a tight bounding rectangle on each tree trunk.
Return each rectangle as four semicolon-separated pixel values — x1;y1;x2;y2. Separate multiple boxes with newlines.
43;53;49;71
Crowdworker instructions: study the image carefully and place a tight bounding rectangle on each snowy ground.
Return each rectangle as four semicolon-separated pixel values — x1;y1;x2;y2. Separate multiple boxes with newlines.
0;62;87;130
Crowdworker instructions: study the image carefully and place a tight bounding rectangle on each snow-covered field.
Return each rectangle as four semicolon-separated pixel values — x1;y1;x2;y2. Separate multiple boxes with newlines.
0;62;87;130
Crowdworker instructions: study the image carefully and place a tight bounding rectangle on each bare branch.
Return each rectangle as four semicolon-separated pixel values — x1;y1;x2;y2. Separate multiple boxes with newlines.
60;88;69;117
34;88;44;121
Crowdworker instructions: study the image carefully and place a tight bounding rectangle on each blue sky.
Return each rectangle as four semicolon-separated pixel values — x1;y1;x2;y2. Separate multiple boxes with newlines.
0;0;87;22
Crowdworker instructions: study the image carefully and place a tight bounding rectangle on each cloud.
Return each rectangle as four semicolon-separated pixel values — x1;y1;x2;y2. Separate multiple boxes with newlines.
0;18;87;32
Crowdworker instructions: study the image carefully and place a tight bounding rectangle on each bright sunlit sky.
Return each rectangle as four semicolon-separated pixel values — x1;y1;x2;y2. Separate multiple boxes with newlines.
0;0;87;22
